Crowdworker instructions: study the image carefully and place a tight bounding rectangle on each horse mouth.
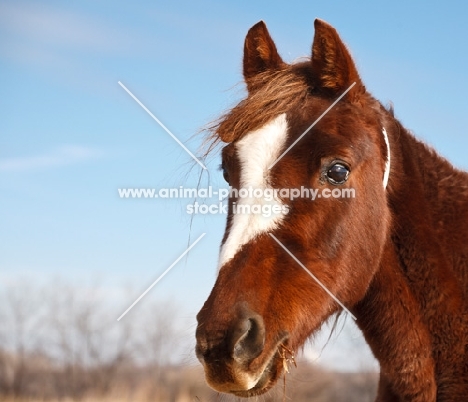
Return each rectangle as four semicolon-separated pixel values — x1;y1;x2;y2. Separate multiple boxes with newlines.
230;344;290;397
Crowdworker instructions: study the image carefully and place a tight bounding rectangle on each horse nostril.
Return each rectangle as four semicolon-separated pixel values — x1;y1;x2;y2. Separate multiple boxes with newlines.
231;313;265;364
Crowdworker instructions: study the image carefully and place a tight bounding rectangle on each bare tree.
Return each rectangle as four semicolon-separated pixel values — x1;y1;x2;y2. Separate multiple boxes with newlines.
0;279;45;396
43;279;136;397
0;278;377;401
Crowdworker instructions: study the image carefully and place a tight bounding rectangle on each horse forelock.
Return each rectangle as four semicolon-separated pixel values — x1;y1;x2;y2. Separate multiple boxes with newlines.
205;66;310;152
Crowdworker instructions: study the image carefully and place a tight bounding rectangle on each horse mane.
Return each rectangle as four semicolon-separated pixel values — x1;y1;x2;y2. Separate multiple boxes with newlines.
204;65;310;151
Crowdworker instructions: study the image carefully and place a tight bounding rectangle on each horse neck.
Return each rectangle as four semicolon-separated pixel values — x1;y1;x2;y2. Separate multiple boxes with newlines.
354;117;468;401
387;118;468;279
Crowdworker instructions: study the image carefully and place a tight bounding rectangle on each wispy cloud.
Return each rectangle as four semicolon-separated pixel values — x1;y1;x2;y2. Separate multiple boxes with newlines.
0;2;132;54
0;1;152;97
0;145;102;172
0;1;144;84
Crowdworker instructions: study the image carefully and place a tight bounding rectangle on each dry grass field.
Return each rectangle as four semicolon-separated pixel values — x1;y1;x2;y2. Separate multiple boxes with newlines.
0;359;377;402
0;282;377;402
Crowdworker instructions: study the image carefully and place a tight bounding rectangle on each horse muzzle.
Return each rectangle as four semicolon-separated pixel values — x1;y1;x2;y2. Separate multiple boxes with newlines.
195;303;289;396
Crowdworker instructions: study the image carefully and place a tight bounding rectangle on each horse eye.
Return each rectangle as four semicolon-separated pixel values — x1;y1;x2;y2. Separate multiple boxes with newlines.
327;163;349;184
222;166;230;183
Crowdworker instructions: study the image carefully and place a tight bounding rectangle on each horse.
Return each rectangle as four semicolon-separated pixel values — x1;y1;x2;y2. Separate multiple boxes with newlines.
195;19;468;401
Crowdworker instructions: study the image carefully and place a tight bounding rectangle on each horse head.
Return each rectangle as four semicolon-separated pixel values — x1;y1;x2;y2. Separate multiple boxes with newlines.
196;19;394;396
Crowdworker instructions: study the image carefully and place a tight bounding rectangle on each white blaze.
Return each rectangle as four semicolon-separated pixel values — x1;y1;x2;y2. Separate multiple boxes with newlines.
218;114;289;269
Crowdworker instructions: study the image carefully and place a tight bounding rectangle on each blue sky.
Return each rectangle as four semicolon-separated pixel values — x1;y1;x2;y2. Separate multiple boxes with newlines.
1;0;467;369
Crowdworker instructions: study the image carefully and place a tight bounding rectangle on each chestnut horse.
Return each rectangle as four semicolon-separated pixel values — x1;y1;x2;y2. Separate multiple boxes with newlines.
196;19;468;401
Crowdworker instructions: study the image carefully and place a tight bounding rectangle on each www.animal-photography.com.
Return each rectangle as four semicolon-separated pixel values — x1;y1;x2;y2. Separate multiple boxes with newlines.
1;1;467;401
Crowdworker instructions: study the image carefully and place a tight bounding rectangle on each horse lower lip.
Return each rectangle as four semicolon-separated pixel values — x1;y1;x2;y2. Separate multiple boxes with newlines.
231;349;281;397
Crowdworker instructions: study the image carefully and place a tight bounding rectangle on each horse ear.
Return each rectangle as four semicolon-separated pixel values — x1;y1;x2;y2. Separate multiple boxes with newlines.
311;19;365;99
243;21;284;91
